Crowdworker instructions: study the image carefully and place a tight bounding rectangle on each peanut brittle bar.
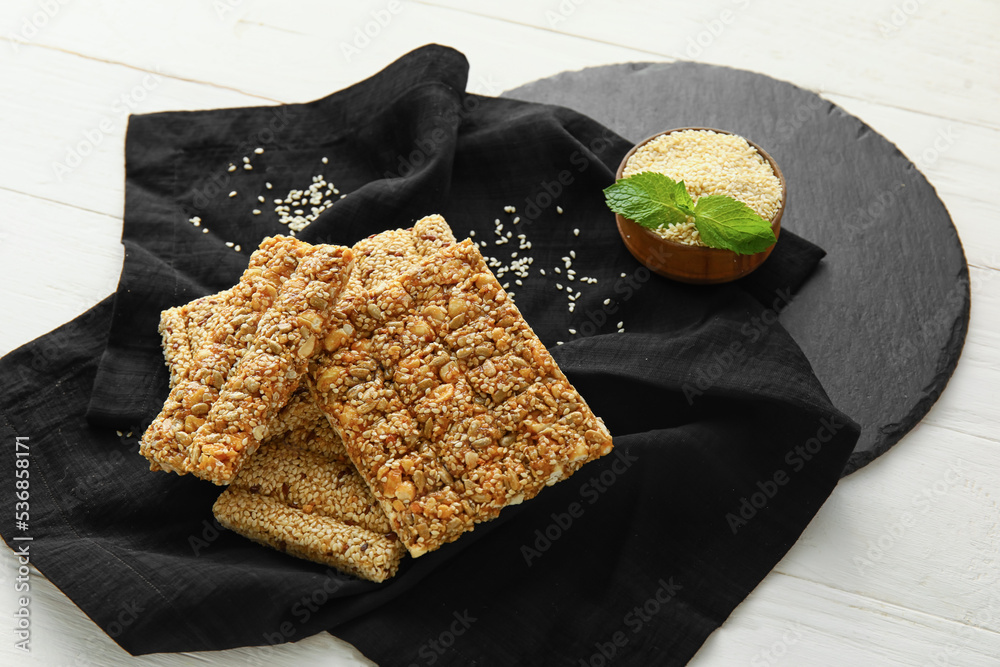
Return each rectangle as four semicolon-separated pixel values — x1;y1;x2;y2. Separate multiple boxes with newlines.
310;238;614;557
140;236;313;477
214;394;405;582
189;243;355;484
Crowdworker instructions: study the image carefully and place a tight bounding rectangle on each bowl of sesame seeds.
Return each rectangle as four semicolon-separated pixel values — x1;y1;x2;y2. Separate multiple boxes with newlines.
614;127;786;284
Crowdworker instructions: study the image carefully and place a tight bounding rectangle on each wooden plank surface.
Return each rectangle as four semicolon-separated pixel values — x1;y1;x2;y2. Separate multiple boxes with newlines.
1;1;997;665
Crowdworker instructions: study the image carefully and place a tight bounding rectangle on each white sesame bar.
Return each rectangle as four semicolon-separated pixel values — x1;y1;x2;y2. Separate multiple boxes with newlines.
310;238;614;558
189;243;355;484
214;487;405;583
140;236;313;478
213;385;407;580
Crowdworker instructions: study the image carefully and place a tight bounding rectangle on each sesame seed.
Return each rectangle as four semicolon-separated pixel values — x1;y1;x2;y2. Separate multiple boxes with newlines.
556;284;563;290
621;272;627;278
480;241;487;247
202;228;209;234
511;252;518;258
254;147;264;154
513;217;520;224
244;164;253;170
229;191;237;198
322;157;329;164
253;209;261;215
540;269;546;276
557;341;564;345
568;328;577;334
228;164;237;172
623;129;781;246
556;206;564;214
617;321;624;328
266;182;273;189
243;157;250;163
515;279;522;286
234;245;241;251
570;250;576;259
340;194;346;199
469;230;476;237
502;283;509;289
573;228;580;236
604;299;611;305
226;241;234;247
555;267;561;274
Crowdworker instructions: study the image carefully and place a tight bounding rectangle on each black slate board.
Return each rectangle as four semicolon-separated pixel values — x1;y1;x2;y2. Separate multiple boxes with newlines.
503;62;970;475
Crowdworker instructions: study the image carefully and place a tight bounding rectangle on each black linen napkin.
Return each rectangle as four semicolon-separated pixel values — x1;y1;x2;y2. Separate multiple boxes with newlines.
0;44;857;665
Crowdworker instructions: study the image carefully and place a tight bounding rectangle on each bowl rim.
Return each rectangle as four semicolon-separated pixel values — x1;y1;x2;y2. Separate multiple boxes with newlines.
614;126;787;254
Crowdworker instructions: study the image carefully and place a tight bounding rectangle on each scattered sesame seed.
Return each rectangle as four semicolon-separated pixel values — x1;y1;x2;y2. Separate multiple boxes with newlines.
540;269;546;276
202;228;209;234
556;206;564;214
620;272;627;278
557;341;564;345
244;164;253;170
226;241;234;247
254;147;264;154
502;282;509;289
617;321;624;328
568;328;577;334
229;191;237;198
554;267;561;274
556;284;563;290
253;209;261;215
340;194;346;199
604;298;611;305
243;157;250;164
513;217;520;224
469;230;476;237
515;279;522;286
234;245;241;251
480;241;487;248
228;164;237;172
568;275;575;281
570;250;576;259
266;182;273;189
322;157;329;164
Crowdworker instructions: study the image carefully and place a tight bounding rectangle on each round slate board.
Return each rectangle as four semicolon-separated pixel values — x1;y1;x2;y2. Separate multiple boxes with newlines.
503;62;970;476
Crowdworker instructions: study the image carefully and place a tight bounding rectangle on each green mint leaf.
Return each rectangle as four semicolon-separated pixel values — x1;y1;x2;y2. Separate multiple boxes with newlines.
603;172;695;229
692;195;777;255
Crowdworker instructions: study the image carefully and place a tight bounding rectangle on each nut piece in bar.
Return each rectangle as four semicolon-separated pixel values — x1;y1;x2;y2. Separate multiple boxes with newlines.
310;238;613;558
190;243;355;484
140;236;313;478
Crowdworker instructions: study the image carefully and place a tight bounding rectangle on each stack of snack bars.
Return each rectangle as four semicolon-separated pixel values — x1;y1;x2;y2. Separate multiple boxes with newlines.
140;215;613;582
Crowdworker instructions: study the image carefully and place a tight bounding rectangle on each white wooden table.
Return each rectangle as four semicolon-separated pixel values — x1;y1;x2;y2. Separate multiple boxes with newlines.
2;1;998;665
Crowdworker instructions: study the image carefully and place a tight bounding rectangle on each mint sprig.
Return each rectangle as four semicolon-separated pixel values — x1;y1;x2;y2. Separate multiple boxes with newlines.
604;172;777;255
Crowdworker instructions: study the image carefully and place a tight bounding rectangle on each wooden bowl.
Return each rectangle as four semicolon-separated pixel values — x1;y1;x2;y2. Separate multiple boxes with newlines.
614;127;787;285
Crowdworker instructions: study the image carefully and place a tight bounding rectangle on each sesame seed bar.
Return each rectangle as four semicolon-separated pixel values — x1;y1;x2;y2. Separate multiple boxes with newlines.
213;390;406;582
188;243;355;484
310;238;614;558
140;236;313;478
214;489;405;583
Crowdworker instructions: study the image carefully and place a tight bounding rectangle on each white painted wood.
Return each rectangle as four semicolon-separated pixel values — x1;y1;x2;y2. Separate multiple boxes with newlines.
418;0;1000;131
1;1;998;665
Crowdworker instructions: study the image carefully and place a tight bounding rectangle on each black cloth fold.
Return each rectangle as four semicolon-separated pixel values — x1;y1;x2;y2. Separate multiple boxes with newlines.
1;44;856;665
